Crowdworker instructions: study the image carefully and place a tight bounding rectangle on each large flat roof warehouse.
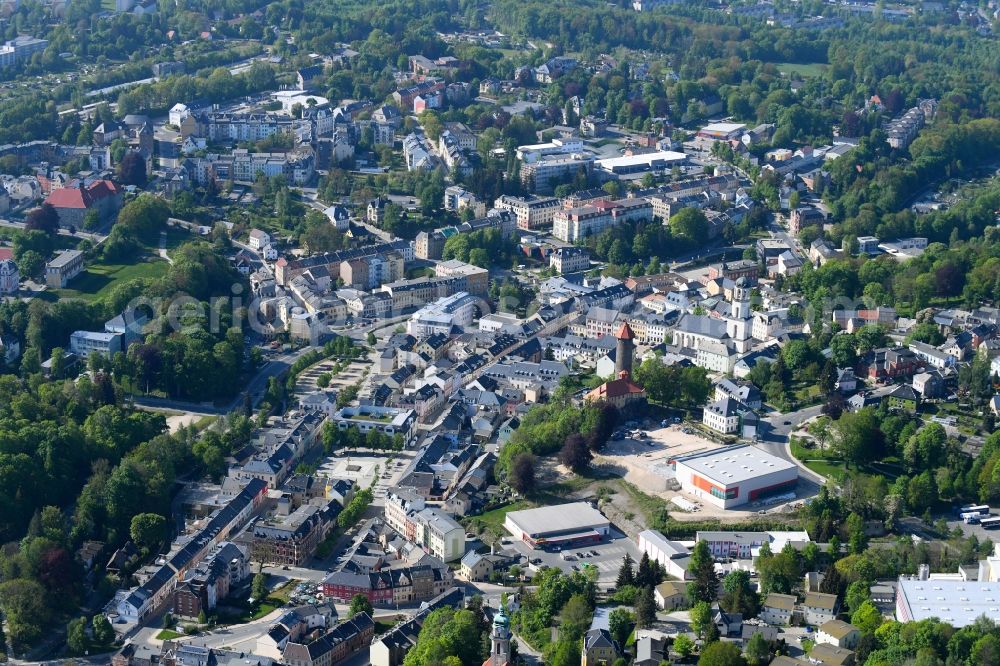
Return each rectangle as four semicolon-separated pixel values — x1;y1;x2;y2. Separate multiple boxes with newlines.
504;502;611;547
698;122;747;136
896;579;1000;627
675;445;796;485
595;150;687;174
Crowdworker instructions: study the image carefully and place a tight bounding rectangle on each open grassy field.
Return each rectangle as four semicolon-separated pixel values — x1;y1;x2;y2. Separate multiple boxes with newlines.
774;62;828;78
54;258;169;301
468;500;532;534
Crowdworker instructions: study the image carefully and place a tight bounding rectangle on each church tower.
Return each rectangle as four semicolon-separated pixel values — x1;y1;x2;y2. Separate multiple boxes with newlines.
727;277;753;353
484;605;511;666
614;321;635;378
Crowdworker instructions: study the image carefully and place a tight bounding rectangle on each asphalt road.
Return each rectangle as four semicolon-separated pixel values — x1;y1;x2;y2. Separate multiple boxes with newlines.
755;384;898;485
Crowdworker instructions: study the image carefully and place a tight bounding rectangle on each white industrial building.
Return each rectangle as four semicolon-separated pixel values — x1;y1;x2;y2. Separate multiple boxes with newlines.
672;445;798;508
637;530;691;580
504;502;610;549
896;545;1000;627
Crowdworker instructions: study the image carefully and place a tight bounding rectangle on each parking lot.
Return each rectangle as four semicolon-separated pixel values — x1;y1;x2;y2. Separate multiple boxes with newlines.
505;528;642;586
295;359;369;396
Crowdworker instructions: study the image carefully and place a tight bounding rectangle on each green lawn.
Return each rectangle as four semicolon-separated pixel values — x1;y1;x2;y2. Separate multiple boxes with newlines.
774;62;828;78
803;459;848;481
155;629;184;641
54;259;170;301
469;500;532;534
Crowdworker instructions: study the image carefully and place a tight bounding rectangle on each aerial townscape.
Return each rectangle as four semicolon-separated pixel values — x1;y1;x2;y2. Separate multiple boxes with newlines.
0;0;998;666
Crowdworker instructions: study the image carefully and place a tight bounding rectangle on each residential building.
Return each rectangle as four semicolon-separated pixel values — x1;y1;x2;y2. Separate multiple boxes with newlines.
885;384;920;412
653;581;690;610
702;397;757;438
45;249;84;288
788;206;825;235
331;405;416;441
0;36;48;66
321;562;453;605
0;257;18;293
582;629;621;666
459;550;520;582
760;593;796;625
817;620;860;649
801;591;839;625
249;229;271;251
244;501;340;566
44;179;121;228
714;379;763;410
109;479;268;625
282;614;375;666
808;644;856;666
384;491;464;561
173;542;250;619
912;371;945;399
493;194;560;230
549;247;590;274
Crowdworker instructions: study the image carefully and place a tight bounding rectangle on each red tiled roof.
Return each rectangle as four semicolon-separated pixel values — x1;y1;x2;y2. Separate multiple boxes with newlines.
45;180;118;210
587;377;645;400
616;321;635;341
0;249;11;261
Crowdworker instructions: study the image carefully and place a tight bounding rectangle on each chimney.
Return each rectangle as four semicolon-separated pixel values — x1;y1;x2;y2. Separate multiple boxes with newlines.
918;564;930;580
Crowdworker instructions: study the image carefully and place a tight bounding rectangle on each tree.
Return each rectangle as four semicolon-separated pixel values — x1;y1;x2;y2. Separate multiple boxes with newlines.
117;151;148;187
509;453;536;495
743;631;770;666
832;408;884;468
690;601;713;640
634;585;656;629
559;594;592;642
688;541;718;604
25;204;60;236
560;433;592;473
547;640;581;666
251;573;267;601
851;600;883;634
67;616;88;654
608;608;634;647
92;613;114;645
0;579;51;647
698;640;745;666
674;634;695;658
349;594;374;618
845;580;871;614
669;208;709;246
367;332;377;346
637;551;658;588
130;513;167;550
721;569;759;618
617;552;636;588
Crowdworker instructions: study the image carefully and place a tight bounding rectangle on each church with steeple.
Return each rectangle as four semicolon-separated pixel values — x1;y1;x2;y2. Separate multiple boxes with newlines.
483;604;511;666
670;276;755;372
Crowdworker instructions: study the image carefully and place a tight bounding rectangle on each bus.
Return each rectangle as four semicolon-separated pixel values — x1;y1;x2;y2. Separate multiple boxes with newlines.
959;504;991;516
961;512;982;524
980;516;1000;530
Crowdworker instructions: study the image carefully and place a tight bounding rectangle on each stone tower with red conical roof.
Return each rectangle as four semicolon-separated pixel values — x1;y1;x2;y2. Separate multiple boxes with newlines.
615;320;635;378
